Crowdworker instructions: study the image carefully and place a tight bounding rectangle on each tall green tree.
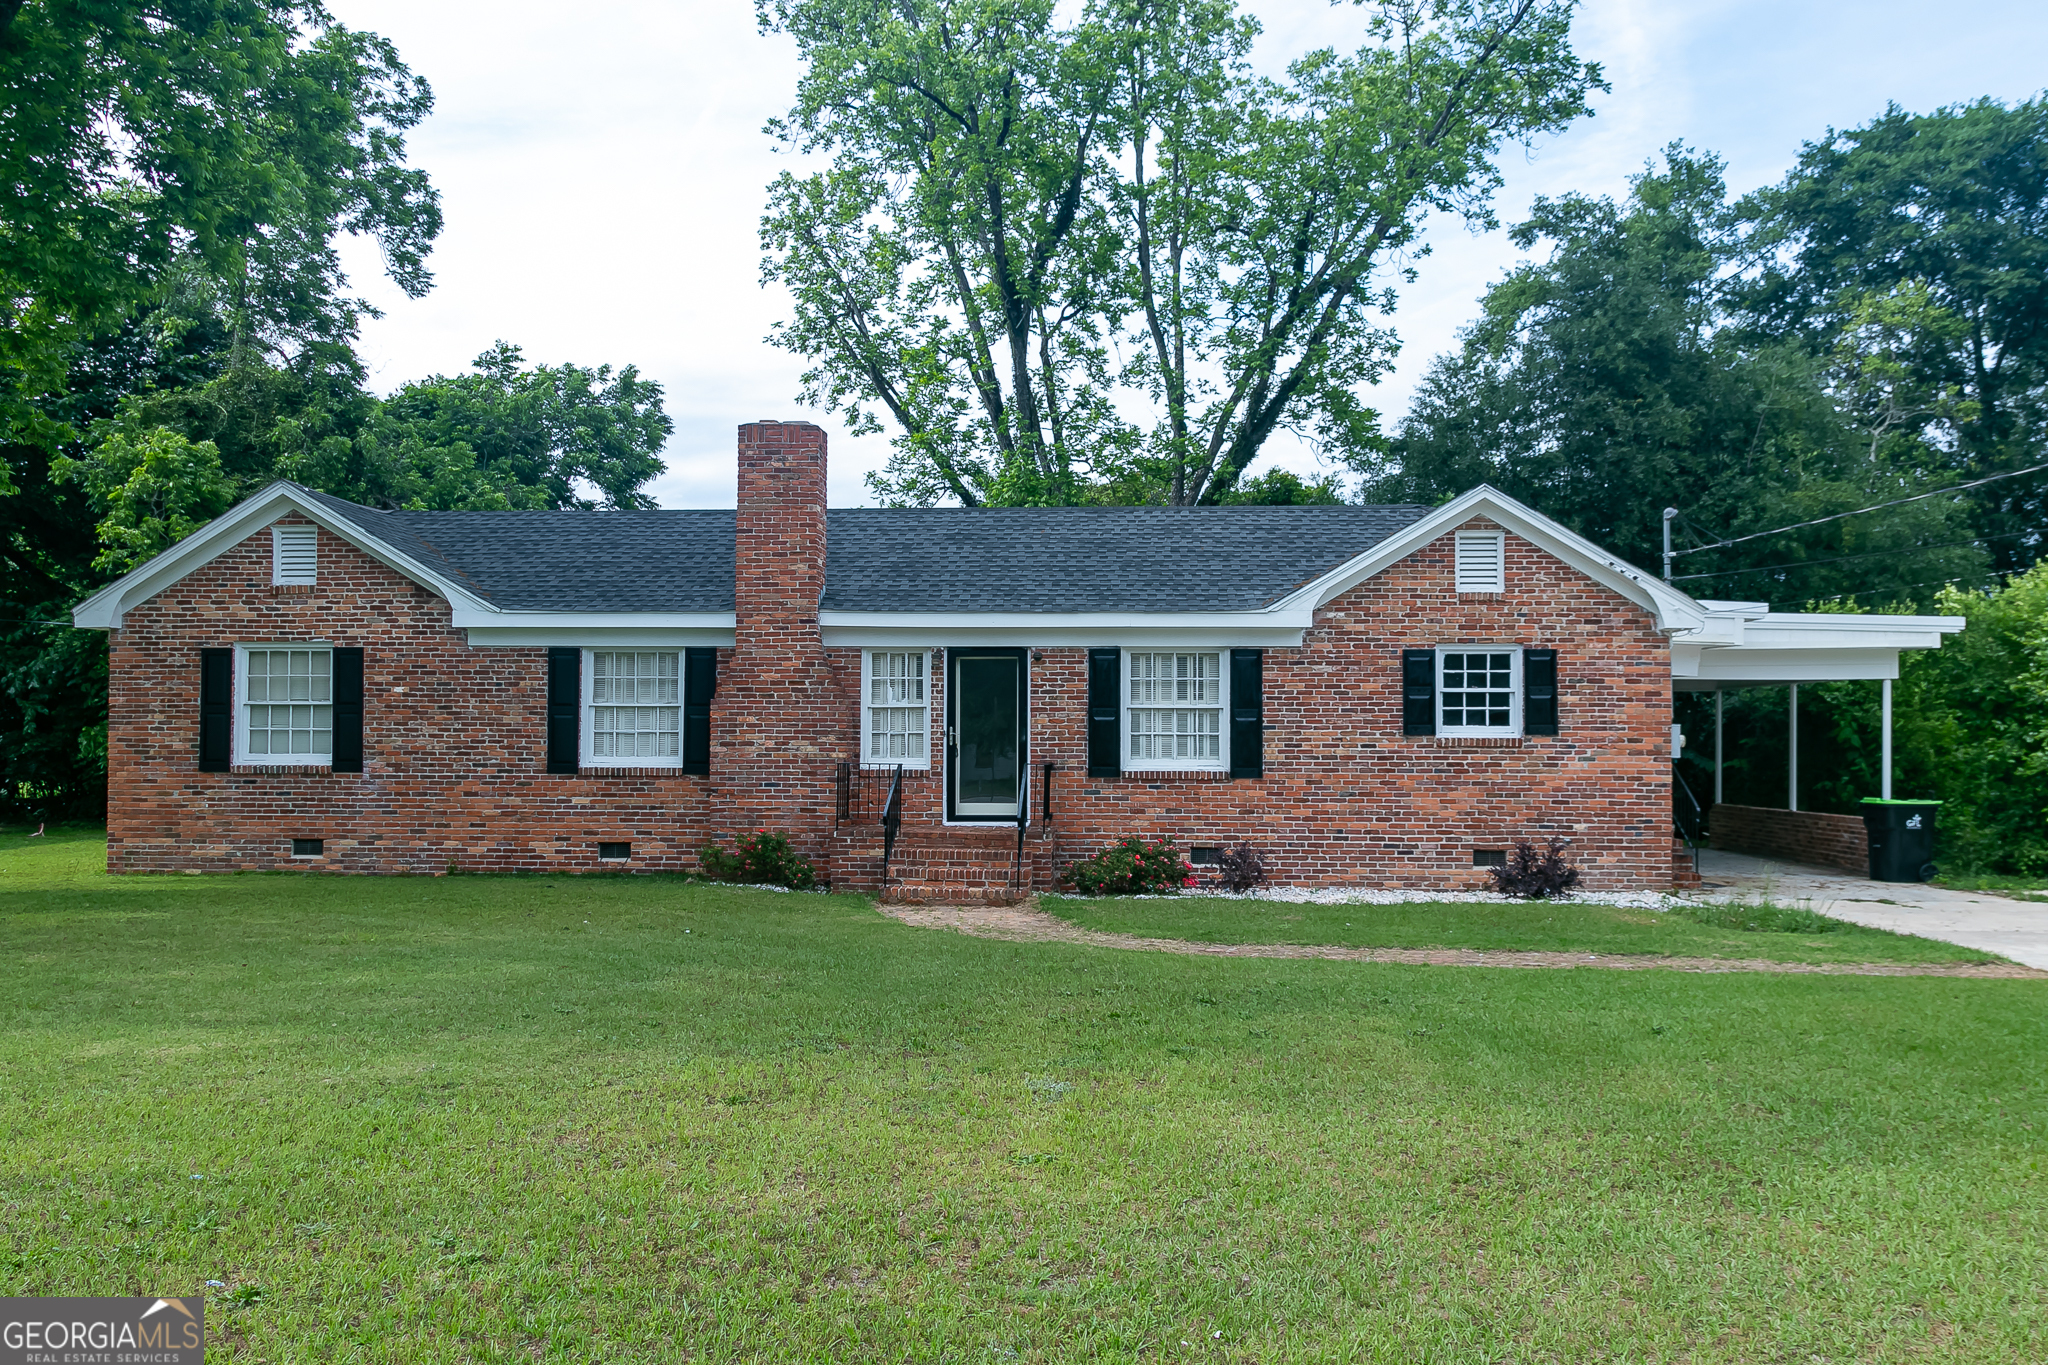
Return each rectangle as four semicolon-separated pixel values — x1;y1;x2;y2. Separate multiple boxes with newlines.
1742;97;2048;573
0;0;440;821
293;343;673;511
759;0;1602;506
1363;148;1983;601
0;1;440;453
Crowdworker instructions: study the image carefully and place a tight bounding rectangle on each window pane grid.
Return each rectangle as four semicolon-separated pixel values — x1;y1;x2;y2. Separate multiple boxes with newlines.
1128;652;1222;763
591;652;681;759
245;648;331;757
1441;651;1514;729
866;652;927;763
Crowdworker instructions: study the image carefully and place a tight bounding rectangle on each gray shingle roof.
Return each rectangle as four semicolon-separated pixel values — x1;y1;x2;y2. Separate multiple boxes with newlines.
305;491;1429;613
822;507;1429;611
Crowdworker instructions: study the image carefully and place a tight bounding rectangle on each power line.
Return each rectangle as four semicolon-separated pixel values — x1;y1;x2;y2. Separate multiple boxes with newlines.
1669;461;2048;559
1672;529;2038;582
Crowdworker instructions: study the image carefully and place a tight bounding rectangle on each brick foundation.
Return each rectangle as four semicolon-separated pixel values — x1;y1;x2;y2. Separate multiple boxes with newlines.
1707;803;1869;875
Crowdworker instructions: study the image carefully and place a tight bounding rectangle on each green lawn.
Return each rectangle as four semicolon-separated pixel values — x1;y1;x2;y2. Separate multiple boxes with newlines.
1935;872;2048;903
3;827;2046;1362
1041;893;2002;965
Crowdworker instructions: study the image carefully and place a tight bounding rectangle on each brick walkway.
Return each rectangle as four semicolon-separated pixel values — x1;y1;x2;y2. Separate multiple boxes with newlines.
878;902;2046;978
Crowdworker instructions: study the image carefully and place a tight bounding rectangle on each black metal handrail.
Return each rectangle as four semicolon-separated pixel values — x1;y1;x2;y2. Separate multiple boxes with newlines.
878;764;905;893
1672;762;1709;875
837;762;919;824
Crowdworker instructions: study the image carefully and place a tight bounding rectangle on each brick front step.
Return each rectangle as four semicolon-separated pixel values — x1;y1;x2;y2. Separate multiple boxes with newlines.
1672;837;1702;887
831;827;1045;900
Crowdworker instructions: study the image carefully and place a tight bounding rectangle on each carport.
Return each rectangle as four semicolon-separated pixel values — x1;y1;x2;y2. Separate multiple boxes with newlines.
1670;601;1964;872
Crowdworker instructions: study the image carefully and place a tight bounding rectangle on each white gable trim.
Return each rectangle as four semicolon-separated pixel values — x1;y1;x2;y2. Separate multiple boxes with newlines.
70;481;499;630
1268;485;1709;635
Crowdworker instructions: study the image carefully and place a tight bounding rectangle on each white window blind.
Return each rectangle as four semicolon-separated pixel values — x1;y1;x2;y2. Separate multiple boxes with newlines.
1454;531;1505;593
865;650;927;764
272;525;317;585
1127;651;1223;765
590;651;680;759
244;648;332;757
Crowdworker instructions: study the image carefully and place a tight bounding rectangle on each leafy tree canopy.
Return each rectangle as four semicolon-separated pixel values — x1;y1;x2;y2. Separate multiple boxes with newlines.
759;0;1603;506
290;343;673;511
1359;147;1984;603
0;5;674;822
0;0;441;471
1216;467;1346;504
1740;96;2048;571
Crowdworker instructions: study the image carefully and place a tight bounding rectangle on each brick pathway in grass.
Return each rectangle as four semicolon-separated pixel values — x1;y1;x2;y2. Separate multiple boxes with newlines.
879;902;2048;978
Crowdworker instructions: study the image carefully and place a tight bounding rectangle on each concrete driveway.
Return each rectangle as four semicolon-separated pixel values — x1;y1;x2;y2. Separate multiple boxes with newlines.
1696;849;2048;970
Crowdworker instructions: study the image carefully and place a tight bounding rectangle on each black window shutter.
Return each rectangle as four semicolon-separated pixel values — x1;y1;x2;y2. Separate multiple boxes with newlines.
546;647;580;774
1524;647;1558;736
682;646;716;774
1087;648;1121;777
1402;649;1437;737
198;648;232;772
1229;648;1264;779
331;647;364;772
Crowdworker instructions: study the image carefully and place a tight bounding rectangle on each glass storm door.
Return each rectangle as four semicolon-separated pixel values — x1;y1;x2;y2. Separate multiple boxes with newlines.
949;650;1025;820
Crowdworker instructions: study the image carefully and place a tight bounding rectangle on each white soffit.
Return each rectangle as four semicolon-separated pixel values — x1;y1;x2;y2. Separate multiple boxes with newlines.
462;612;735;648
819;609;1310;649
70;481;495;630
1671;610;1964;686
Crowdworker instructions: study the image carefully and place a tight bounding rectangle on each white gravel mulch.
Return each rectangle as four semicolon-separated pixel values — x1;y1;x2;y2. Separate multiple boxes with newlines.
1099;885;1695;911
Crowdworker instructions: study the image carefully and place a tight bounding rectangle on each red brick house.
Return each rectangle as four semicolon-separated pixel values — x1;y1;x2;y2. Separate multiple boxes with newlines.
71;420;1960;894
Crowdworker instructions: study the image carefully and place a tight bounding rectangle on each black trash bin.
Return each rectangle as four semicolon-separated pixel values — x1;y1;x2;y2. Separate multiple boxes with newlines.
1860;799;1940;882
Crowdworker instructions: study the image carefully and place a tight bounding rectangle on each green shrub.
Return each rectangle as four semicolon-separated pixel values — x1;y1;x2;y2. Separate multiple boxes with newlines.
1674;900;1841;934
1215;841;1270;892
1488;838;1581;899
698;831;817;889
1060;837;1195;896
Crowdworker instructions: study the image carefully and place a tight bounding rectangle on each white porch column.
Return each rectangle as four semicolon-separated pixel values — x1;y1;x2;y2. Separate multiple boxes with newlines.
1881;677;1893;801
1787;682;1798;812
1714;689;1724;806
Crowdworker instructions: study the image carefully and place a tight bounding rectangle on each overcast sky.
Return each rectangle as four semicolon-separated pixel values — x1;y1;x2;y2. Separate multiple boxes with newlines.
328;0;2048;509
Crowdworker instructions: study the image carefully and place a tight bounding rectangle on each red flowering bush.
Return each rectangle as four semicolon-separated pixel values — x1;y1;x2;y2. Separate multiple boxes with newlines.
1060;836;1196;896
698;830;818;889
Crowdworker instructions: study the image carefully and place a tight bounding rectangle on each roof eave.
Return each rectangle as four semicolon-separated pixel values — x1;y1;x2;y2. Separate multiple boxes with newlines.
70;481;499;630
1268;485;1709;634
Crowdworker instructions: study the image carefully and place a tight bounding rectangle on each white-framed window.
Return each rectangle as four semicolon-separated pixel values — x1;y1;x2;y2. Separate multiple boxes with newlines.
1439;648;1520;736
1454;530;1505;593
585;650;682;765
1125;650;1226;770
237;644;332;763
272;524;317;585
862;650;930;768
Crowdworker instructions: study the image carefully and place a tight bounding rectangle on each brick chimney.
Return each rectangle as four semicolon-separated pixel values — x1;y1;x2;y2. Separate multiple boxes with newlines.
713;421;844;846
734;420;827;634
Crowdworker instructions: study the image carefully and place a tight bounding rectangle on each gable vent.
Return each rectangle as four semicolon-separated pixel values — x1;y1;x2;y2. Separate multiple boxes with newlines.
272;524;318;585
1454;531;1505;593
